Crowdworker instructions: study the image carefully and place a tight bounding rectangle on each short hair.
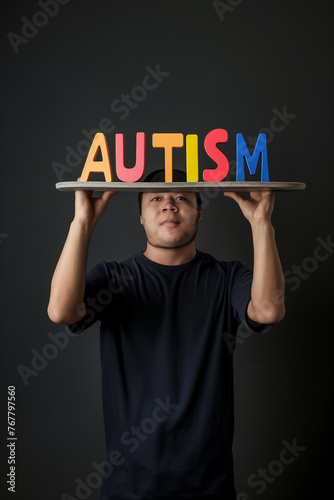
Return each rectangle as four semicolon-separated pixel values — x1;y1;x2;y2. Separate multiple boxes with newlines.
138;169;202;215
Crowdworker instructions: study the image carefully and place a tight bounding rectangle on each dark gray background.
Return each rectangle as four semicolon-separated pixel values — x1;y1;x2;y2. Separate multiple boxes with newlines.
1;1;333;499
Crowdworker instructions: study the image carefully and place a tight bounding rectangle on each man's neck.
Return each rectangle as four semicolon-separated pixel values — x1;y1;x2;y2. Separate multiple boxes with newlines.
143;243;197;266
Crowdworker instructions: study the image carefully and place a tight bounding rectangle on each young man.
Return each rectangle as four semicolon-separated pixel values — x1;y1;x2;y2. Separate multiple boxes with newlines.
48;169;285;500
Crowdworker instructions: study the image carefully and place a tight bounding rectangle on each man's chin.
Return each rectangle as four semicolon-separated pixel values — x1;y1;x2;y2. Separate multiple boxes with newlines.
143;225;198;250
147;235;197;250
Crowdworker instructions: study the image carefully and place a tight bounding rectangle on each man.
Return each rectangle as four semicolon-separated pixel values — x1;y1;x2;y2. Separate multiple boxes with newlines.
48;169;285;500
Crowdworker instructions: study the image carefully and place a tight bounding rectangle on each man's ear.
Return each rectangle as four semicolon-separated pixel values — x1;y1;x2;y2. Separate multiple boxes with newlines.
140;215;143;225
198;208;202;221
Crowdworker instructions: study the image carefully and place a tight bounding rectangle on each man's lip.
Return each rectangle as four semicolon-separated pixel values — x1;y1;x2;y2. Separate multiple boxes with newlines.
161;219;180;225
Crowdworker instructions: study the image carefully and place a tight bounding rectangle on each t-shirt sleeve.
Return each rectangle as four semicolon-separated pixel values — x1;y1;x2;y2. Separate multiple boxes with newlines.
229;261;273;334
66;261;111;335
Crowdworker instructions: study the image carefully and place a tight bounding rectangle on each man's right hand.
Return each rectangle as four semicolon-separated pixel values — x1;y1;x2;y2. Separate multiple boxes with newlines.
47;181;116;325
74;178;117;230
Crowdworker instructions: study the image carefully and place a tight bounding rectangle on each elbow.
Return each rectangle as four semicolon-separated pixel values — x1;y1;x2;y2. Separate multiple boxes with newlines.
248;299;286;325
47;301;85;325
277;304;286;322
262;304;286;324
47;303;67;324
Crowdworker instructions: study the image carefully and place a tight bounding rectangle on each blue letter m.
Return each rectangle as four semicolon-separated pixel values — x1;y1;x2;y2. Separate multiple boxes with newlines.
236;133;269;181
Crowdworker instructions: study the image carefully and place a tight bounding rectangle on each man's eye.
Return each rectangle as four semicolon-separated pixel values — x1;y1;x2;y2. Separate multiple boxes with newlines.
175;196;186;201
151;197;160;202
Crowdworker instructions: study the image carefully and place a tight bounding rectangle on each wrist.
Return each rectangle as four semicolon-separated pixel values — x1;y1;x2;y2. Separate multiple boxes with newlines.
250;220;274;235
71;217;95;237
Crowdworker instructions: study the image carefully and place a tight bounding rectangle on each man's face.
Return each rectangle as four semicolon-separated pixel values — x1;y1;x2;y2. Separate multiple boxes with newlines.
140;192;202;250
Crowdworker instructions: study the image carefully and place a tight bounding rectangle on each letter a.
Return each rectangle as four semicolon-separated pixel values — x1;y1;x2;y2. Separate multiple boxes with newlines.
80;133;112;182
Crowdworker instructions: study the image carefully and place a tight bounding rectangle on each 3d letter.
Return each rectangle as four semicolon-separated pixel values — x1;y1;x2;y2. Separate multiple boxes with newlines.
152;133;184;182
115;132;146;182
236;133;269;181
186;134;199;182
203;128;229;182
80;133;112;182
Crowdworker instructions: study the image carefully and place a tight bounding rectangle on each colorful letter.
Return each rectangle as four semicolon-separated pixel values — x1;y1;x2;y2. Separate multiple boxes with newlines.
186;134;199;182
236;133;269;181
203;128;229;182
115;132;146;182
152;133;184;182
80;133;112;182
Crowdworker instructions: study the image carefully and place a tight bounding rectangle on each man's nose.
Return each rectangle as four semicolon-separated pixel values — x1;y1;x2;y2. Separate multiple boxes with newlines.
162;200;178;212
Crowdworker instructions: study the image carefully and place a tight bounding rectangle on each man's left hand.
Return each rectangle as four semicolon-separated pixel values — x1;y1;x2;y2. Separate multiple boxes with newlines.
224;190;275;225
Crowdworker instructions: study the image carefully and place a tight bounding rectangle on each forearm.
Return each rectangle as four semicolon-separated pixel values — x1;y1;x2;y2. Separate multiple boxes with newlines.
247;222;285;324
47;219;93;324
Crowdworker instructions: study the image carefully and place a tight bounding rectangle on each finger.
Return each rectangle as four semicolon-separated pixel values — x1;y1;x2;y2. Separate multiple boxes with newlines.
224;191;246;204
100;190;117;204
74;186;92;199
249;189;274;199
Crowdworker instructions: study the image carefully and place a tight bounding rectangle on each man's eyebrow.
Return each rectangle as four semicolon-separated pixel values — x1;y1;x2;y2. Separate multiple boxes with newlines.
144;192;190;197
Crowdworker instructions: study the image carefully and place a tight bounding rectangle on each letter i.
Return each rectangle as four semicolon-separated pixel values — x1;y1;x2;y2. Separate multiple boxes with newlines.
186;135;199;182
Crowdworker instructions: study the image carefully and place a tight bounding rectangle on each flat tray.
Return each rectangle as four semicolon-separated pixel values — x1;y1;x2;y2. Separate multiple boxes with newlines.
56;181;306;192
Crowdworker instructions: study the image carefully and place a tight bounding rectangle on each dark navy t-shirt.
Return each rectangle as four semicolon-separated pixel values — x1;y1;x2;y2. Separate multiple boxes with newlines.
69;250;272;500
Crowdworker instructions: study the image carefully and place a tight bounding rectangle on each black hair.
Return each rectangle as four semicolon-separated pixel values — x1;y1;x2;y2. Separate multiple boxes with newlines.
138;169;202;215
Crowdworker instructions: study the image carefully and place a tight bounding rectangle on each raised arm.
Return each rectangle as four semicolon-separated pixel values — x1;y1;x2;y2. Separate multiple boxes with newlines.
224;190;285;324
47;184;115;324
